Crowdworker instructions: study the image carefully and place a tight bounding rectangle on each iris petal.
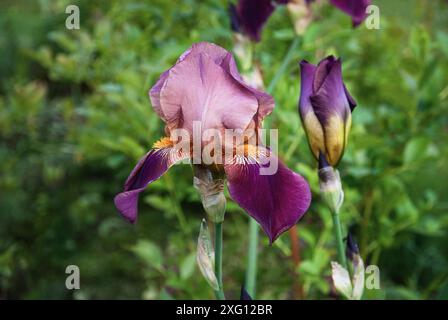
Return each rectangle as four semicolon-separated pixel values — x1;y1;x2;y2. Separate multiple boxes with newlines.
310;58;350;124
150;42;274;136
224;146;311;243
114;146;188;223
330;0;371;27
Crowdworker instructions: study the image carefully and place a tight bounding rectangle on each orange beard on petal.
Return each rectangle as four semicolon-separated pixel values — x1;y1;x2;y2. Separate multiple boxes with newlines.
152;137;174;149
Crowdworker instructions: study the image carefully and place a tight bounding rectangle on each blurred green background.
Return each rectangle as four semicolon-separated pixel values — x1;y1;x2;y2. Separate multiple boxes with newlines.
0;0;447;299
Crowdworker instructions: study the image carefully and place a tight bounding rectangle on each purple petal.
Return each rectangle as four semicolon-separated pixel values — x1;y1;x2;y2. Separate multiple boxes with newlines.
114;147;186;223
343;84;357;111
187;43;275;118
313;56;337;93
310;58;351;124
153;42;274;136
149;48;193;121
228;4;241;33
330;0;371;27
225;148;311;243
299;60;327;161
221;51;274;121
234;0;281;42
159;51;259;135
309;59;351;165
298;60;317;118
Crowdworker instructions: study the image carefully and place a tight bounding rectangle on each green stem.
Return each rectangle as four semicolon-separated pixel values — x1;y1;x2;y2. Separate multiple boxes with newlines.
214;222;225;300
245;218;259;298
266;36;300;94
331;212;348;269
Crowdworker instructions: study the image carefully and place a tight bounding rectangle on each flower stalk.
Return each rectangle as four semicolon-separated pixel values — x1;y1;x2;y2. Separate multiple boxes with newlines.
331;210;348;269
318;161;347;269
193;165;226;299
298;55;358;273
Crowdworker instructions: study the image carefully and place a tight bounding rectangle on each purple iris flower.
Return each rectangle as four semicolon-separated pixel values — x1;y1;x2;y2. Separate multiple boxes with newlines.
329;0;371;26
298;56;356;167
229;0;289;42
305;0;371;27
114;42;311;243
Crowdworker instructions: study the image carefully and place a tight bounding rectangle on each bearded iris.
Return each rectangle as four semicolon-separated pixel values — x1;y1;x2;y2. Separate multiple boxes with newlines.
298;56;356;167
114;42;311;243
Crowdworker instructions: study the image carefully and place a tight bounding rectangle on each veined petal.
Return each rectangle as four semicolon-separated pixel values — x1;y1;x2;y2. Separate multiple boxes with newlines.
114;144;188;223
159;49;259;135
150;42;275;136
224;146;311;243
149;48;193;120
181;42;275;124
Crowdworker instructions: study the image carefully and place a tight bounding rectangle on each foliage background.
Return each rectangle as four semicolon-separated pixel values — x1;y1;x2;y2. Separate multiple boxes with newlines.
0;0;447;299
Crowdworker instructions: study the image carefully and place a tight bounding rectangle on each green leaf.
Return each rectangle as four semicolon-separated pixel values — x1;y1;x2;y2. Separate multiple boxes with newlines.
403;137;430;165
131;240;164;272
180;253;196;280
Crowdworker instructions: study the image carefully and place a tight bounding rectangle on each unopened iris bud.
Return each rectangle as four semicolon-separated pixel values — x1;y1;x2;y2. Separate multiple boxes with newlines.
193;165;226;223
318;156;344;214
331;233;365;300
299;56;357;167
346;232;360;262
196;219;219;290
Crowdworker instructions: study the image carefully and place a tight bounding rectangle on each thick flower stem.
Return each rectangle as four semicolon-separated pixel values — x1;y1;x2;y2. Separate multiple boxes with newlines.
245;218;259;297
331;212;348;269
214;222;225;300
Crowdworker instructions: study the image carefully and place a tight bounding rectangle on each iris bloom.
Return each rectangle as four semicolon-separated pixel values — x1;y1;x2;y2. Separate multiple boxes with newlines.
298;56;356;167
114;42;311;243
330;0;371;27
229;0;288;42
305;0;371;27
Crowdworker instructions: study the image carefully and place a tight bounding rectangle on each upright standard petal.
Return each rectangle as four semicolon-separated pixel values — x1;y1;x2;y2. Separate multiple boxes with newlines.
114;143;187;223
149;48;193;120
150;42;275;134
330;0;371;27
182;42;275;124
225;146;311;243
159;51;259;136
